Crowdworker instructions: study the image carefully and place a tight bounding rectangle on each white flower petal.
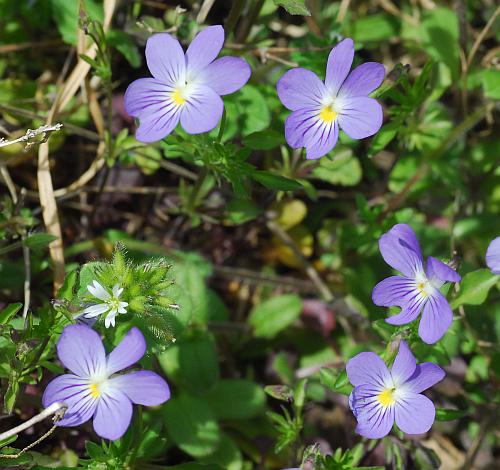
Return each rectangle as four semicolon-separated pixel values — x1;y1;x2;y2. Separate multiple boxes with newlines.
88;281;111;301
112;285;124;298
83;303;109;318
104;312;117;328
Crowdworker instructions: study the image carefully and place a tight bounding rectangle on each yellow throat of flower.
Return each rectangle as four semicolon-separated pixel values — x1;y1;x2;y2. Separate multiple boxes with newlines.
89;383;101;398
319;105;337;123
171;89;186;106
378;388;396;407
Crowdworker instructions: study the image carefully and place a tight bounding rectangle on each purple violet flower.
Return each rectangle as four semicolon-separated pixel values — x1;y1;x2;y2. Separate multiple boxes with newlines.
276;38;385;160
125;25;251;142
43;325;170;440
372;224;461;344
347;340;445;439
486;237;500;274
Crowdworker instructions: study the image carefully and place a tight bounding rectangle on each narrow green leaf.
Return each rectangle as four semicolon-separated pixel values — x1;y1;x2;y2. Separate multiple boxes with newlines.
248;294;302;338
251;170;302;191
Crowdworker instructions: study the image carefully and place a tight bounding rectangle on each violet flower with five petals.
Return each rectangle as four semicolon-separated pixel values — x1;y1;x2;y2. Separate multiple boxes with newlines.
347;340;445;439
125;25;251;142
43;325;170;440
277;38;385;159
372;224;461;344
486;236;500;274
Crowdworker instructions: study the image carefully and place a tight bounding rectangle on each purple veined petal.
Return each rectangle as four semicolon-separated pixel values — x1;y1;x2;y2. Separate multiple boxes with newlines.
426;256;460;286
394;392;435;435
145;33;186;85
125;78;172;118
277;68;327;111
486;237;500;274
337;96;383;139
42;374;97;427
284;108;339;159
324;38;354;96
185;25;224;79
180;84;223;134
378;224;424;278
305;120;339;160
338;62;385;98
107;371;170;406
57;325;106;378
405;362;445;394
384;293;426;326
124;78;181;143
196;56;251;95
284;108;320;149
346;352;391;388
107;327;146;376
349;384;395;439
418;290;453;344
372;275;418;307
93;389;133;440
390;340;416;386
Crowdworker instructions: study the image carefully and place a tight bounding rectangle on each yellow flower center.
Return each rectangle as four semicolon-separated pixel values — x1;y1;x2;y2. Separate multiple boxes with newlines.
378;388;396;407
89;383;101;398
319;105;337;123
171;89;186;106
417;282;428;297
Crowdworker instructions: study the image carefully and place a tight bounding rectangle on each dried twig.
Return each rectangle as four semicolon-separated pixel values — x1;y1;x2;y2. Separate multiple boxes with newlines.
0;124;63;151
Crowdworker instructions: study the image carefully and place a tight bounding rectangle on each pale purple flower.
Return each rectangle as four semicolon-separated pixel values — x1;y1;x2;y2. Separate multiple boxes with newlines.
83;281;128;328
125;25;251;142
276;38;384;160
372;224;461;344
347;340;445;439
43;325;170;440
486;237;500;274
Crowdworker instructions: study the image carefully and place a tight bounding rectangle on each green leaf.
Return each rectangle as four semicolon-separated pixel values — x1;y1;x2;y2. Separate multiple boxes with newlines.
177;332;220;393
50;0;103;45
205;379;266;420
435;408;467;421
200;433;242;470
451;269;499;308
348;13;400;42
480;69;500;99
248;294;302;338
311;150;362;186
107;30;141;68
251;170;302;191
24;233;57;250
225;198;261;225
273;0;311;15
0;303;22;324
163;393;221;458
420;7;459;79
242;130;284;150
57;271;77;301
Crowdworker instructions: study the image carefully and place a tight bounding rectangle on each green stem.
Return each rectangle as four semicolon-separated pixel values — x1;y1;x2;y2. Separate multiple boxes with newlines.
216;109;227;143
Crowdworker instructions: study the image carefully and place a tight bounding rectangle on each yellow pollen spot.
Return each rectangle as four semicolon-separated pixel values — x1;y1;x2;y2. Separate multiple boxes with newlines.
417;282;428;297
319;105;337;123
171;89;186;106
89;383;101;398
378;388;395;407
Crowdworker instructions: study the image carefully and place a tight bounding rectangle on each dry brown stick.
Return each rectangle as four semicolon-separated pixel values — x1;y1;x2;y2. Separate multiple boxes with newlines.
466;5;500;68
36;0;117;291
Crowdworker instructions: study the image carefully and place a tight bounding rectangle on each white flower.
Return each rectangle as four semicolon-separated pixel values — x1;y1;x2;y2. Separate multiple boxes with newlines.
83;281;128;328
